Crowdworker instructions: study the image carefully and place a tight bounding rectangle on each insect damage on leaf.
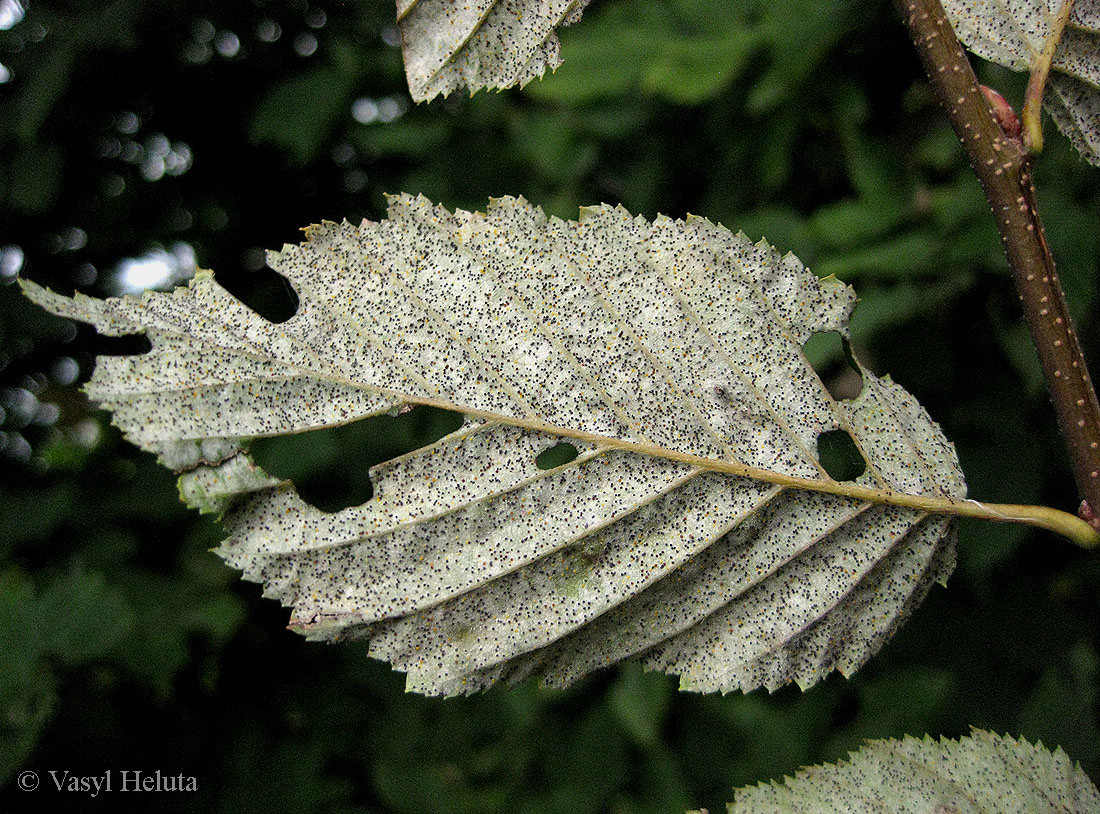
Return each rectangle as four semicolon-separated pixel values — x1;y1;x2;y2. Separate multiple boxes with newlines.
21;194;968;697
943;0;1100;165
398;0;594;101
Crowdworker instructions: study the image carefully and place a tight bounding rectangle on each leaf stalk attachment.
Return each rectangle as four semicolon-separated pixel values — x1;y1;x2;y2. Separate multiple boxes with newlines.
895;0;1100;532
394;395;1100;548
1021;0;1075;154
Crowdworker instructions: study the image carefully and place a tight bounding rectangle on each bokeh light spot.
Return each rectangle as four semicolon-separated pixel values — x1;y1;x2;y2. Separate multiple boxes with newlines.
116;111;141;135
293;31;318;56
0;245;25;282
351;97;378;124
256;19;281;42
51;357;80;386
103;174;126;196
381;24;400;47
0;0;25;31
111;244;196;295
343;169;368;193
192;18;215;43
215;30;240;58
377;95;407;123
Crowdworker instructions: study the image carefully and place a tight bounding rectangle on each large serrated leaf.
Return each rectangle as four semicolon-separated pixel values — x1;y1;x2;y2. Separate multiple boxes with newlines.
944;0;1100;164
22;195;967;697
398;0;593;102
727;729;1100;812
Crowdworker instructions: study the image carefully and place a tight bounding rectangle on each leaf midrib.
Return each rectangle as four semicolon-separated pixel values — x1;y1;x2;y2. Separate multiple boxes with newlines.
132;308;958;510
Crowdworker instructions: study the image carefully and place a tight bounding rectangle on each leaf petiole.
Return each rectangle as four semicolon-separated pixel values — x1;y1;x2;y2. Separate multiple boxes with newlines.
394;394;1100;550
1021;0;1076;154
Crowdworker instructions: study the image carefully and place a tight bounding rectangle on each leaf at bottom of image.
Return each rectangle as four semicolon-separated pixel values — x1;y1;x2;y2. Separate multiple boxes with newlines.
22;194;992;697
724;729;1100;813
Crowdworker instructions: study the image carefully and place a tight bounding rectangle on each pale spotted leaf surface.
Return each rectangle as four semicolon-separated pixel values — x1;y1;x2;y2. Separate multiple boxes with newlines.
943;0;1100;164
727;729;1100;813
398;0;593;101
22;195;965;697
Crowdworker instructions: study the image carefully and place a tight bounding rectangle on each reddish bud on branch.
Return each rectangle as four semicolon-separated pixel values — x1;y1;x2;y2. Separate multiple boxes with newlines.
979;85;1022;144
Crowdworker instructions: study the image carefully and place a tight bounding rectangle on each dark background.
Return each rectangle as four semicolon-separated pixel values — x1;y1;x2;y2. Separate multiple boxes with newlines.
2;0;1099;811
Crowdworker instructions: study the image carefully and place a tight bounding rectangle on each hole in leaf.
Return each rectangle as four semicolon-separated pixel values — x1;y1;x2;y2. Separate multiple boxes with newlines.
535;442;579;470
219;266;299;324
817;429;866;482
249;405;464;513
802;330;863;401
86;330;153;356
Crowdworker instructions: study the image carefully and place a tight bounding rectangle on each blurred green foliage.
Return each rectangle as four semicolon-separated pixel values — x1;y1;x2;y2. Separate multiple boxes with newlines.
1;0;1098;811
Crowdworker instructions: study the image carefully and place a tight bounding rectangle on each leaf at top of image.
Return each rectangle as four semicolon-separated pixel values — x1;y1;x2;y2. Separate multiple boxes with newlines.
943;0;1100;164
397;0;593;101
21;194;974;697
727;729;1100;813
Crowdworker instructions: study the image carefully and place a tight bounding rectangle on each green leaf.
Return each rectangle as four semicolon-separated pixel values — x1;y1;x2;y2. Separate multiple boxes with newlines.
36;561;134;664
608;664;673;747
728;729;1100;812
808;199;909;250
520;0;759;106
0;563;133;782
640;27;758;105
519;2;656;105
4;144;64;214
1018;641;1100;774
747;0;857;113
813;232;942;280
21;195;984;696
249;43;360;165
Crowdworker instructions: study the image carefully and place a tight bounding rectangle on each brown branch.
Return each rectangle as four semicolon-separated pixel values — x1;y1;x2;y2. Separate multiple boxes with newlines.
894;0;1100;529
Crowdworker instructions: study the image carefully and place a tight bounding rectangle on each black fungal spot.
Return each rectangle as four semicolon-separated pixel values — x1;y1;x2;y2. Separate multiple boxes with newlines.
220;266;299;324
817;429;866;482
535;442;579;470
249;405;464;513
802;330;863;400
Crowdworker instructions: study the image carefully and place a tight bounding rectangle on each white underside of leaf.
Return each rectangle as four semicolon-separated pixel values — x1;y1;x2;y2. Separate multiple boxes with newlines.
398;0;593;101
729;729;1100;812
943;0;1100;164
22;194;966;696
